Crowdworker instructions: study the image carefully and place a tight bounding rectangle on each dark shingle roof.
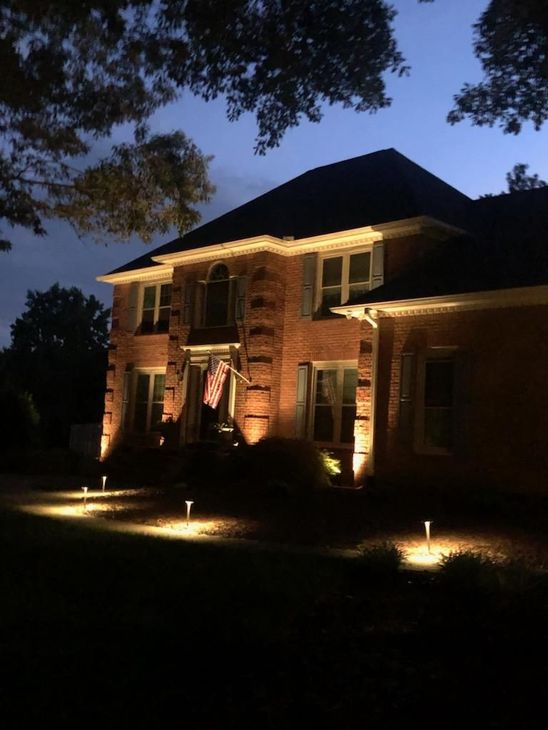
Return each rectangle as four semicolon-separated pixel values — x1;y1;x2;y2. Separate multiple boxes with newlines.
106;148;473;276
350;186;548;306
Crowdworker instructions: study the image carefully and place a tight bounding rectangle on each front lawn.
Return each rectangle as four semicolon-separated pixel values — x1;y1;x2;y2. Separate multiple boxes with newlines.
1;506;547;727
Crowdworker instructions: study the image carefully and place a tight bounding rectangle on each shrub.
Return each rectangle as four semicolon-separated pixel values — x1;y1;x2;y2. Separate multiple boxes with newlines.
320;450;341;478
235;437;331;493
357;541;405;578
103;445;187;486
438;550;500;593
0;385;40;452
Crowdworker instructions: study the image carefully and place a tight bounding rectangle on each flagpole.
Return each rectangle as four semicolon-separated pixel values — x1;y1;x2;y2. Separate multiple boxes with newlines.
210;353;252;385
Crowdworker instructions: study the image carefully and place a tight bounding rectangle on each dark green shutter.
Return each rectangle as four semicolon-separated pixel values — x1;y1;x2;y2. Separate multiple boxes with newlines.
126;282;139;333
235;276;247;321
295;364;310;438
399;352;415;443
301;253;317;319
371;242;384;289
182;280;193;325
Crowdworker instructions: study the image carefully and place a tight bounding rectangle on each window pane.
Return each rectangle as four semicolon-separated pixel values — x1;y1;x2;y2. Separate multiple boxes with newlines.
316;370;337;405
136;374;150;403
150;403;164;430
152;374;165;403
205;280;230;326
157;306;170;333
348;282;370;301
320;287;342;316
342;369;358;404
143;286;156;309
141;309;154;333
341;405;356;443
134;403;148;433
349;252;371;283
322;257;342;287
425;360;454;407
424;408;452;449
314;406;334;441
159;284;172;307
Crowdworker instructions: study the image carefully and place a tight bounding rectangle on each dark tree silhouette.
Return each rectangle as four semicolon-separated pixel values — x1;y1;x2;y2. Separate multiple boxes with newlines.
1;284;110;447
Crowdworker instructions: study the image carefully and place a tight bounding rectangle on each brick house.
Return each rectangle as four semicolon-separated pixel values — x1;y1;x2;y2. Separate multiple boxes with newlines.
98;149;548;491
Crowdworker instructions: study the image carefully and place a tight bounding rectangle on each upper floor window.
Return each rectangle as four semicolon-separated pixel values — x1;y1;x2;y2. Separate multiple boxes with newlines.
204;263;233;327
141;282;172;334
319;250;371;316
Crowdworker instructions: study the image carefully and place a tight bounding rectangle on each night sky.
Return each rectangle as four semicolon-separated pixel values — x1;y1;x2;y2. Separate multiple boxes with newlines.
1;0;546;346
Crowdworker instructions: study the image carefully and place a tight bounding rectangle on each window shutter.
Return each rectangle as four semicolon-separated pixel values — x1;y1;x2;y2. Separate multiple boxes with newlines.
399;352;415;443
235;276;247;322
301;253;317;319
453;350;471;457
371;242;384;289
182;281;194;326
126;282;139;333
295;364;310;438
193;281;205;328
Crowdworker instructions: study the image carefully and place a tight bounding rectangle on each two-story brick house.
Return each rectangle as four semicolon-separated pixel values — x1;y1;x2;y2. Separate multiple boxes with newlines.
98;149;548;492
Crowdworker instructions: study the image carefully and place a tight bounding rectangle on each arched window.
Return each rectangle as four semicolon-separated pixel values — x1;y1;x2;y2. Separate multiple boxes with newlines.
204;263;232;327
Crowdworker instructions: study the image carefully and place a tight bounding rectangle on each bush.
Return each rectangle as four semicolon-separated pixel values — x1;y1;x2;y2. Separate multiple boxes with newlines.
0;385;40;452
357;541;405;579
438;550;500;594
102;445;187;486
233;437;331;494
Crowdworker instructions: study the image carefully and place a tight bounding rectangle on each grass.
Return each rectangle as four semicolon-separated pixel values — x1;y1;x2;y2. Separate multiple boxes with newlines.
1;506;548;727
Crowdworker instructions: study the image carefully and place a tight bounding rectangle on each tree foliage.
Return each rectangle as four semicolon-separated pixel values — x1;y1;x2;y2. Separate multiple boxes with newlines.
448;0;548;134
1;284;110;447
0;0;406;251
505;163;547;192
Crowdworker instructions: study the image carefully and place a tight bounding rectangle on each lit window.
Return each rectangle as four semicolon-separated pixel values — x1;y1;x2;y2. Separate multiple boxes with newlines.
141;283;172;333
204;263;233;327
312;364;357;444
133;372;166;433
319;251;371;316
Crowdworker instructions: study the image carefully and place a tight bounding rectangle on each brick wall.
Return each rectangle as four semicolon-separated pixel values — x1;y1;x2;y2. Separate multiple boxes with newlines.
374;305;548;493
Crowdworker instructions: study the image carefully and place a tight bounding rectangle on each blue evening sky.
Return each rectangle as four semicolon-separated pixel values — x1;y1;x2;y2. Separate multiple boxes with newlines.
1;0;546;346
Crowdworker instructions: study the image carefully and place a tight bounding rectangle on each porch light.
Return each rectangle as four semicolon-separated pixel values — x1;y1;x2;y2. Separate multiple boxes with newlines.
101;475;107;492
424;521;432;554
185;500;194;528
82;486;88;512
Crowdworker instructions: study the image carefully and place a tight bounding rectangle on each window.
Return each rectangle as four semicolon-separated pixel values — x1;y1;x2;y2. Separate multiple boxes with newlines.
133;372;166;432
140;283;172;333
312;364;358;445
319;250;371;316
422;357;455;450
204;263;233;327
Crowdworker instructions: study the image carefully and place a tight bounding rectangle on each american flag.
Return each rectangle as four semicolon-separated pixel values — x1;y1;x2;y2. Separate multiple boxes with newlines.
203;354;230;409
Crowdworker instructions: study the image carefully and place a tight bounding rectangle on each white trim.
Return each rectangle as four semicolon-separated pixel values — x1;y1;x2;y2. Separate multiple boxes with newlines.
180;342;240;355
309;360;358;449
97;265;173;285
331;285;548;319
148;216;459;267
97;216;461;284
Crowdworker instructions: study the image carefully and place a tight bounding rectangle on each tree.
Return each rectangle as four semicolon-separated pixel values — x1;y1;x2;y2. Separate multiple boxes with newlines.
505;163;547;192
1;284;110;447
448;1;548;134
0;0;406;251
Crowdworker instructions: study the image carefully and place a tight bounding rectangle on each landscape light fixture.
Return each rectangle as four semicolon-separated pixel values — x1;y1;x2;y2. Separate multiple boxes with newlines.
101;475;107;492
424;521;432;554
185;500;194;528
82;486;88;512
